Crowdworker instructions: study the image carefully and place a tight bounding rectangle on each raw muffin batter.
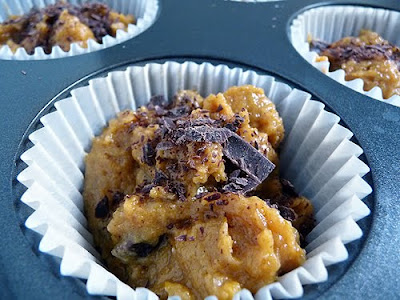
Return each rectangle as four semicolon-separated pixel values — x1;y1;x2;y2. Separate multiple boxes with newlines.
310;29;400;99
84;85;314;300
0;1;135;54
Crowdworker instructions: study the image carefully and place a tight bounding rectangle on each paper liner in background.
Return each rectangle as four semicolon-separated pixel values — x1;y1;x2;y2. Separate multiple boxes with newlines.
0;0;158;60
17;61;371;300
290;5;400;108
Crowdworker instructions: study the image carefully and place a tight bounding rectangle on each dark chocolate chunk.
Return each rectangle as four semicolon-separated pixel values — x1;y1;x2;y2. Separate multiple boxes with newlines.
155;141;174;151
112;191;125;207
281;178;298;198
154;170;168;186
222;133;275;193
129;242;156;258
173;126;232;145
216;104;223;112
278;206;296;222
166;105;191;118
113;234;167;259
140;183;154;194
142;142;156;166
95;196;109;218
148;95;167;108
309;40;329;53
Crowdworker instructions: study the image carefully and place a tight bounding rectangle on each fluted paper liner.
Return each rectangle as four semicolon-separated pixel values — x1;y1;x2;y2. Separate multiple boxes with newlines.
17;61;371;299
290;5;400;108
0;0;158;60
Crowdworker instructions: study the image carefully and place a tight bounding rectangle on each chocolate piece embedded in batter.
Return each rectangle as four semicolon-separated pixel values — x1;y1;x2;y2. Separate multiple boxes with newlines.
95;196;109;218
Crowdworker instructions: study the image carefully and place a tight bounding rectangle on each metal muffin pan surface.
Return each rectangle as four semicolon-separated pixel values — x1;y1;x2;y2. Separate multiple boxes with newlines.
0;0;399;299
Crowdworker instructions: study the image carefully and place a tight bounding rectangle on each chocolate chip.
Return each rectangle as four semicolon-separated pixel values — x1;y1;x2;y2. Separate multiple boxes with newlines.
216;104;223;112
129;242;156;258
95;196;109;218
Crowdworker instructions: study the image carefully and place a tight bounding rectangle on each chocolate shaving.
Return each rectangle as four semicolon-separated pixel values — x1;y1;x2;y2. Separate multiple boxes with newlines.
155;141;174;151
224;114;244;132
168;181;186;201
139;183;154;194
142;142;156;166
175;235;187;242
203;193;221;201
95;196;109;219
154;170;168;186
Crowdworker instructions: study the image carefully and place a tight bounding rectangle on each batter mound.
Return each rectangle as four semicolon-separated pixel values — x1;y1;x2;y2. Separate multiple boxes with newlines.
310;29;400;99
0;1;135;54
84;85;314;300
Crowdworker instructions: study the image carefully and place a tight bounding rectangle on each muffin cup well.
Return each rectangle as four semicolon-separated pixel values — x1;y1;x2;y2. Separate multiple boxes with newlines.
17;61;371;300
0;0;158;60
290;5;400;108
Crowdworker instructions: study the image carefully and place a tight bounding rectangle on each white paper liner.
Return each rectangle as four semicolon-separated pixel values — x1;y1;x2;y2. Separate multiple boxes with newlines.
17;61;372;300
0;0;158;60
290;5;400;108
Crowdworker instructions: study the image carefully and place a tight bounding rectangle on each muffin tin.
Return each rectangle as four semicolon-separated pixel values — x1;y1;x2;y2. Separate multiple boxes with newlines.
1;0;399;299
